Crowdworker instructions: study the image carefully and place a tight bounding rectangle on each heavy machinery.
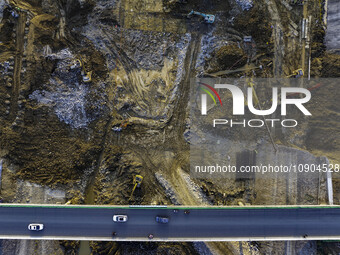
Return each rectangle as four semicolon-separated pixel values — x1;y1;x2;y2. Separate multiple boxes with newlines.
287;68;304;78
70;59;92;83
129;175;143;201
70;59;82;70
187;10;215;24
82;71;92;83
243;36;252;43
112;120;130;132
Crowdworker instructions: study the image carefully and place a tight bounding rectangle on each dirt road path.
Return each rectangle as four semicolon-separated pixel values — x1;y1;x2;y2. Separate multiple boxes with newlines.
266;0;284;77
9;11;26;122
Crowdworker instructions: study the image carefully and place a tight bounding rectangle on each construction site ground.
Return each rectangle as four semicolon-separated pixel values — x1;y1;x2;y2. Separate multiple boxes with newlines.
0;0;339;254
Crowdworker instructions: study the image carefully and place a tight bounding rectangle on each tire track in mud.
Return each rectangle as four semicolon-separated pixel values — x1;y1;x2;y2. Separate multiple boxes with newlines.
79;28;138;206
80;117;114;253
265;0;284;77
168;33;200;146
161;34;201;204
82;32;201;205
135;33;207;206
84;116;114;205
121;34;201;205
80;27;158;207
264;0;284;206
9;11;26;123
104;30;137;71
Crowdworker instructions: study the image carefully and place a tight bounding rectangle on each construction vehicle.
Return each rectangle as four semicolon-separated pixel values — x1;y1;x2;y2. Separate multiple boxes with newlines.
187;10;215;24
82;71;92;83
243;36;252;43
70;59;82;70
287;68;304;78
129;175;143;201
112;119;130;132
70;59;92;83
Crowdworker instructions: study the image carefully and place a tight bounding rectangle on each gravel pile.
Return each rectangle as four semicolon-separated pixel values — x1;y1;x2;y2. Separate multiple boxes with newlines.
235;0;253;11
155;172;181;205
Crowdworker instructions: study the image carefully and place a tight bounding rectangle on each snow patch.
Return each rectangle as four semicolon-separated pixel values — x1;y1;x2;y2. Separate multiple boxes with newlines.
235;0;253;11
0;0;7;23
170;33;191;102
29;49;94;129
155;172;182;205
195;32;229;74
30;84;89;129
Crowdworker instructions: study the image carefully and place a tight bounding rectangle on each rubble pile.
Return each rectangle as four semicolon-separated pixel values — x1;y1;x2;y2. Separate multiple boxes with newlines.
235;0;253;11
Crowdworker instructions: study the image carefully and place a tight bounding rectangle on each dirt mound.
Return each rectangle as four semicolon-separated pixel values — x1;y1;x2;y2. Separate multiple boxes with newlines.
321;53;340;77
233;1;272;46
89;241;199;255
214;44;247;70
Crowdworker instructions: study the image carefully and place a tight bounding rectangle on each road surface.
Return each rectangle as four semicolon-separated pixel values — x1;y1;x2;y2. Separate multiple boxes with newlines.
325;0;340;51
0;204;340;241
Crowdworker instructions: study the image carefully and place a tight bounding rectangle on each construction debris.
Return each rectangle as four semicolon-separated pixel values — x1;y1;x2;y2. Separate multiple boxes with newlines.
187;10;215;24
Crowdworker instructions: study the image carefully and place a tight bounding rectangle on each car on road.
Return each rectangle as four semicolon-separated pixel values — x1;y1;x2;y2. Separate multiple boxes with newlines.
113;215;128;222
155;216;169;224
28;223;44;231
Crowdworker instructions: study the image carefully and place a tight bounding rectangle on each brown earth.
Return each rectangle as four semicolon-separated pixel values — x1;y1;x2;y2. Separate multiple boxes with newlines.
0;0;339;254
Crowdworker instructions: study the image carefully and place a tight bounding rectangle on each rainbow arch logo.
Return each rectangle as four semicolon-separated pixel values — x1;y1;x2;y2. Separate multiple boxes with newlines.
199;82;223;106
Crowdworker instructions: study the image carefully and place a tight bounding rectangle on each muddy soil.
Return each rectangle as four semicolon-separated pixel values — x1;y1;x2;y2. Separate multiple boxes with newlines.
0;0;339;254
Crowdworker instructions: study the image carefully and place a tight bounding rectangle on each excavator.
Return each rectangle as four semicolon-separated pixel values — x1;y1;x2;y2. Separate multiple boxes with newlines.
70;59;92;83
187;10;215;24
287;68;304;78
112;119;130;132
129;175;143;201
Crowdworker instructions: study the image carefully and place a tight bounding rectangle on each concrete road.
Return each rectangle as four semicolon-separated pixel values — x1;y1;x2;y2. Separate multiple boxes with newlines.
0;205;340;241
325;0;340;50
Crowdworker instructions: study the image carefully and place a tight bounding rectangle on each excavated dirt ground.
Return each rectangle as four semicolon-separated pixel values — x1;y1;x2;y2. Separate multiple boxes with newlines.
0;0;339;254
